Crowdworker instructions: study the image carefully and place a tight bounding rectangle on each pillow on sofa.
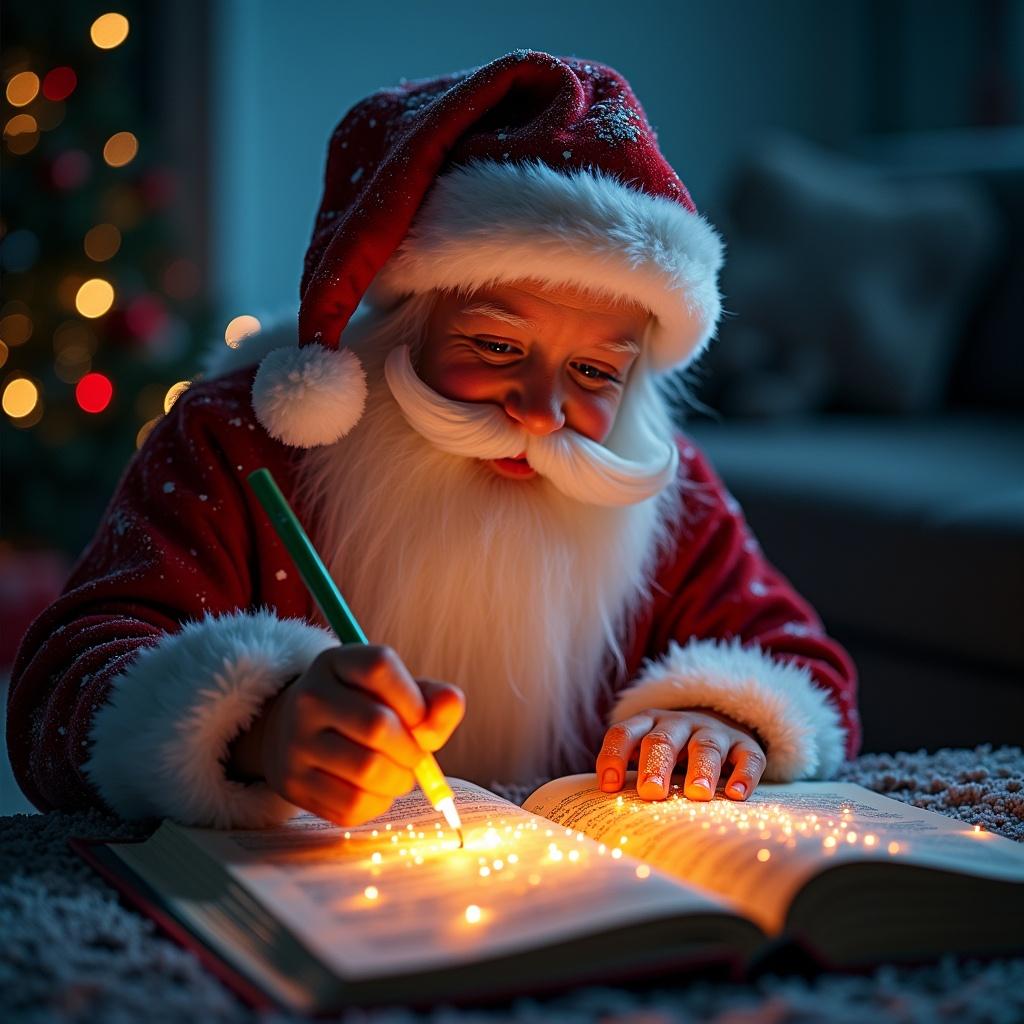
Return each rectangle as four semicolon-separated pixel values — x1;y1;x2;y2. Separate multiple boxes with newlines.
698;134;999;417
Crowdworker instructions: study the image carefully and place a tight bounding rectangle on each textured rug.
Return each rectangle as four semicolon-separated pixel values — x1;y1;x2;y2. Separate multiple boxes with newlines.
2;745;1022;1024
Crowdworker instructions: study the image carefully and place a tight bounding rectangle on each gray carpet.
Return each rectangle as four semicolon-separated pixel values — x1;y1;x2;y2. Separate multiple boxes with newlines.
2;745;1022;1024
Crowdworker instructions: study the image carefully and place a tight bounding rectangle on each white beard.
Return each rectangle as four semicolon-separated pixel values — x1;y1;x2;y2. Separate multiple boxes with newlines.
294;295;685;786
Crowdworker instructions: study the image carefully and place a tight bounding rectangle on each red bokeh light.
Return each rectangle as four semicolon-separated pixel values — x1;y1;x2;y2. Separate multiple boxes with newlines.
75;372;114;413
42;67;77;102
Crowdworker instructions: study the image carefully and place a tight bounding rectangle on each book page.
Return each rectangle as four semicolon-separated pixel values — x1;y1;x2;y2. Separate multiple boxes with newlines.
171;778;734;980
524;774;1024;934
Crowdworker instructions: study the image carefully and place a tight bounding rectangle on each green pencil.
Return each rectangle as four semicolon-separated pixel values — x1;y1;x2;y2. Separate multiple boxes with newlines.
247;467;463;842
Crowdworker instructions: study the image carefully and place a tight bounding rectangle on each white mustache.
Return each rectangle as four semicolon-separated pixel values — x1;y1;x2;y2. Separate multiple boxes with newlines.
383;344;678;507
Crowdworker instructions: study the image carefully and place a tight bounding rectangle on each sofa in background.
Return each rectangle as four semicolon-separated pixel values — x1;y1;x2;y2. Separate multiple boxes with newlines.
685;127;1024;753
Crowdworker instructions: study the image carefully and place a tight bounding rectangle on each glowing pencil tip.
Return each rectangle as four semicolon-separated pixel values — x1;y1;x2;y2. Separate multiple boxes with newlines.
436;796;463;844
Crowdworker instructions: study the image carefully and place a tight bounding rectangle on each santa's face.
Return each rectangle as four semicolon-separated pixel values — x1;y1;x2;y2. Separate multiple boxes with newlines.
415;279;648;481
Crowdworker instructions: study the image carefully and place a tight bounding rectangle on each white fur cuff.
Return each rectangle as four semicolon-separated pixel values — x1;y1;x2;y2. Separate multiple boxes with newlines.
84;609;337;828
610;637;847;780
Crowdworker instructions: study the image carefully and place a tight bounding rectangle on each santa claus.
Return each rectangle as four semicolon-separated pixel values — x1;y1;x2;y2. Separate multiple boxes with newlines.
8;51;860;830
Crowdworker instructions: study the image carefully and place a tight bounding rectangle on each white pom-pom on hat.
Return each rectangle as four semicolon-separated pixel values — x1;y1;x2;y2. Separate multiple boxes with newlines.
251;343;367;449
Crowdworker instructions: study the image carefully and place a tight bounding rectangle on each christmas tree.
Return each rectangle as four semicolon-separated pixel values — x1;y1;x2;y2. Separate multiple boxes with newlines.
2;1;215;558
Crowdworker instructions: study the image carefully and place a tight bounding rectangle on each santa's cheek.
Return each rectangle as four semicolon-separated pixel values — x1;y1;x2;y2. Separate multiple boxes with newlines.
571;396;619;445
423;362;497;403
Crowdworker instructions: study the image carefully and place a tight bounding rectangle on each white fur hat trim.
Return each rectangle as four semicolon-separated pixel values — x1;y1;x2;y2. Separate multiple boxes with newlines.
366;159;725;373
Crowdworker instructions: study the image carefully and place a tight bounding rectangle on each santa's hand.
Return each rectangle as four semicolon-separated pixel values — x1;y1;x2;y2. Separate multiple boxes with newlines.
253;645;465;827
595;707;766;803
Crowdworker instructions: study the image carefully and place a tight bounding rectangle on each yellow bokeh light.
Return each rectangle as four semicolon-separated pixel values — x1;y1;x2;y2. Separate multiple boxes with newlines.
363;886;379;901
6;72;39;107
464;904;482;924
163;380;191;413
4;113;38;137
635;864;651;879
756;848;771;862
3;376;39;419
136;415;162;449
4;113;39;154
75;278;115;319
0;313;32;346
224;314;261;349
84;223;122;262
90;12;130;50
103;131;138;168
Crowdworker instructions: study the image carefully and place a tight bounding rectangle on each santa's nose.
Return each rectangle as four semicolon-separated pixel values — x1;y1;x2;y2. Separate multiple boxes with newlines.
503;382;566;436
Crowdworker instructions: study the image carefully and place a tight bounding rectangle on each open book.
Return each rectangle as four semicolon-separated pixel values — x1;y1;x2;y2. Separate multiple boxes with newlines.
72;773;1024;1013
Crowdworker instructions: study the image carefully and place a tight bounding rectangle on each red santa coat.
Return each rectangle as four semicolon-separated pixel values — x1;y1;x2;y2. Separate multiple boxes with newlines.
8;336;861;829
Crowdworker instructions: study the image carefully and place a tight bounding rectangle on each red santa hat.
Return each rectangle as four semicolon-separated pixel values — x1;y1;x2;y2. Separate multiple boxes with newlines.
252;49;725;448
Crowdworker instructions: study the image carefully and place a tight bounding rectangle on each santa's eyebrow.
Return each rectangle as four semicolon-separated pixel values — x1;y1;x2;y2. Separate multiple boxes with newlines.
593;337;641;355
458;301;537;331
459;301;641;356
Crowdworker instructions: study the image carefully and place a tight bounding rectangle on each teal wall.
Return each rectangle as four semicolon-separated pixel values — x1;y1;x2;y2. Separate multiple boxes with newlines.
209;0;1021;323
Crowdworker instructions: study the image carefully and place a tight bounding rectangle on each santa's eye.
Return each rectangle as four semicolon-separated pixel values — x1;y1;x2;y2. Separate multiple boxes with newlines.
472;338;517;355
572;361;622;384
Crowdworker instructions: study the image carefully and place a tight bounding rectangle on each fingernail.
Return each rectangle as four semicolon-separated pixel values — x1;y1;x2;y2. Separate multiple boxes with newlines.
641;773;665;789
729;781;747;797
689;777;711;792
601;768;620;789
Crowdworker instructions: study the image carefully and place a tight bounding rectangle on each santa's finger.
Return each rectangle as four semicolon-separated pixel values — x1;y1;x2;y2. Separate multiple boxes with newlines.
596;713;655;792
320;687;425;769
323;644;427;732
411;679;466;751
723;744;767;801
307;730;416;798
636;716;693;801
684;729;727;801
299;768;394;827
